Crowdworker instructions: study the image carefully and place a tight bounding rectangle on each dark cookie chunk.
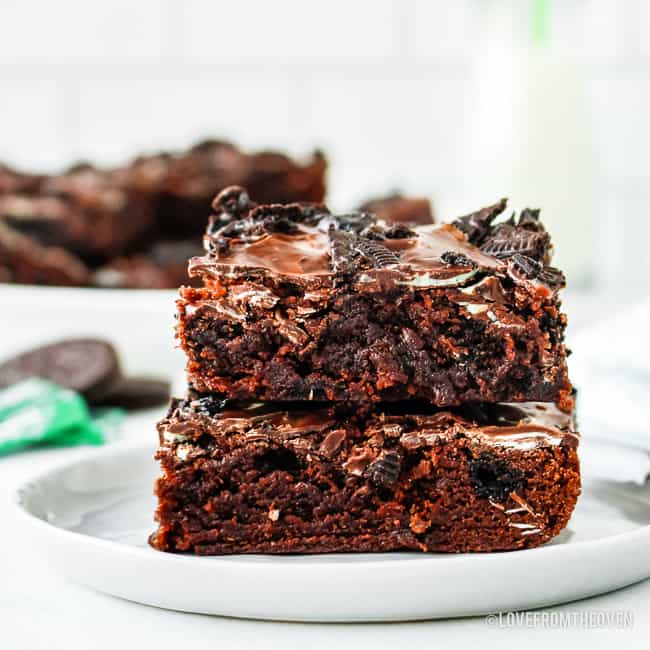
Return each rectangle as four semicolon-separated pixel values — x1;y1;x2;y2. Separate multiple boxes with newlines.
251;206;302;234
480;225;550;262
469;452;527;502
354;237;401;267
479;206;552;262
509;253;540;278
332;211;376;234
366;450;403;488
440;250;477;268
384;223;417;239
330;229;400;273
452;198;508;244
212;202;327;253
208;186;252;234
509;253;566;290
189;394;230;417
518;207;542;226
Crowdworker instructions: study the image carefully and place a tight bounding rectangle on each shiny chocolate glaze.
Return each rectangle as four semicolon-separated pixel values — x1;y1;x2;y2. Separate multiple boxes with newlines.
159;397;578;450
189;187;564;297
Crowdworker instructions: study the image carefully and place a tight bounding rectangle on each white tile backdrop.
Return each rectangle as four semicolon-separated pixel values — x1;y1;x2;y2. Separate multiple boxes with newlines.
0;0;649;290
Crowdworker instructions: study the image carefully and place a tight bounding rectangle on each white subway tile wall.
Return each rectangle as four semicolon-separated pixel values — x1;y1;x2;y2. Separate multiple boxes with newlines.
0;0;648;290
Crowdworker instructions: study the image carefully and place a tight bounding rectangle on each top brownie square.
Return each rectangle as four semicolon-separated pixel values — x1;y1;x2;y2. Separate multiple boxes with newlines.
178;187;572;409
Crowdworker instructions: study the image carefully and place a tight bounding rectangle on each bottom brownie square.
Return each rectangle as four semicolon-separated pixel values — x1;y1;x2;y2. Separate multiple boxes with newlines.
150;397;580;554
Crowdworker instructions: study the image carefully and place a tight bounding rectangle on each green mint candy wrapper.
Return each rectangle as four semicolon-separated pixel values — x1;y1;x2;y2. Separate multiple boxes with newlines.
0;379;123;456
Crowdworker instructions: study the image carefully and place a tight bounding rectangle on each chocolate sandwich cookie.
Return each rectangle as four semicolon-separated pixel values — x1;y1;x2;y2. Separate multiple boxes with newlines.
0;339;120;403
0;339;170;410
94;376;171;410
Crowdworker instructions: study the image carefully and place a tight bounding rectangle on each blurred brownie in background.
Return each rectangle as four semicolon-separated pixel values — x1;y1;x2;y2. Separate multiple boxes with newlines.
25;164;154;261
0;140;328;288
93;240;201;289
359;192;434;225
0;219;90;286
115;140;327;238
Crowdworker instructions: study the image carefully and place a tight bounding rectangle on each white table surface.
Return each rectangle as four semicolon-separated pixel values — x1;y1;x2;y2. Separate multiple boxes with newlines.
1;288;649;649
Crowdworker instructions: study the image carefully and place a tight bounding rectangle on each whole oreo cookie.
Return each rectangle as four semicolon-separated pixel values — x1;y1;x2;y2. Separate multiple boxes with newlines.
0;338;120;402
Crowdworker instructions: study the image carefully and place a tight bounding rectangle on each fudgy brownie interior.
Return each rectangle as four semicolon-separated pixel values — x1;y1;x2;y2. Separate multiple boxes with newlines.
151;396;580;554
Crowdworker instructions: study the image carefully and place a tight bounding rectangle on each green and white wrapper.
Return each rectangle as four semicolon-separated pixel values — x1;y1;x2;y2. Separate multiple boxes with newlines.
0;379;123;456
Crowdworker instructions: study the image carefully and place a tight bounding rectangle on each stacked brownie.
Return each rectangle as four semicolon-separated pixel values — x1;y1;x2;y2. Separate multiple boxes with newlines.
150;188;580;555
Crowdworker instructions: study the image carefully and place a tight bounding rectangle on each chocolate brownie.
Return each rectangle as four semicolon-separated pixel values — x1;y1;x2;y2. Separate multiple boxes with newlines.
359;192;434;225
179;189;572;408
0;163;42;194
150;396;580;554
1;164;155;263
0;219;90;286
93;240;202;289
117;140;327;237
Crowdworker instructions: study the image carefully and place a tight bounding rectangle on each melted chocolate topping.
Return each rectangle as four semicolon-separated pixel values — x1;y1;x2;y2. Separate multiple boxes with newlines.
160;397;578;449
189;187;564;295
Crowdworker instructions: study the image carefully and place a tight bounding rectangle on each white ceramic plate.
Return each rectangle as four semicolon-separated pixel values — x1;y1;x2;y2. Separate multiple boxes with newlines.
11;438;650;622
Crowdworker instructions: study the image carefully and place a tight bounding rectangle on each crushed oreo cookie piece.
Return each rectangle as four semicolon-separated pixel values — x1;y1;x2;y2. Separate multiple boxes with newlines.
209;186;251;231
508;253;566;290
330;229;400;273
510;253;541;279
384;223;417;239
480;224;550;262
354;238;401;267
333;211;376;234
452;198;508;244
366;451;402;488
190;395;230;417
537;265;566;291
470;452;527;501
440;250;477;268
518;207;541;227
210;201;328;253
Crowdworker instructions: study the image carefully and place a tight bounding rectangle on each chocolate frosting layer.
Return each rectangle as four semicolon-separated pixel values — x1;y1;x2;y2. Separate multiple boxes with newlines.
160;396;578;450
189;187;565;295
